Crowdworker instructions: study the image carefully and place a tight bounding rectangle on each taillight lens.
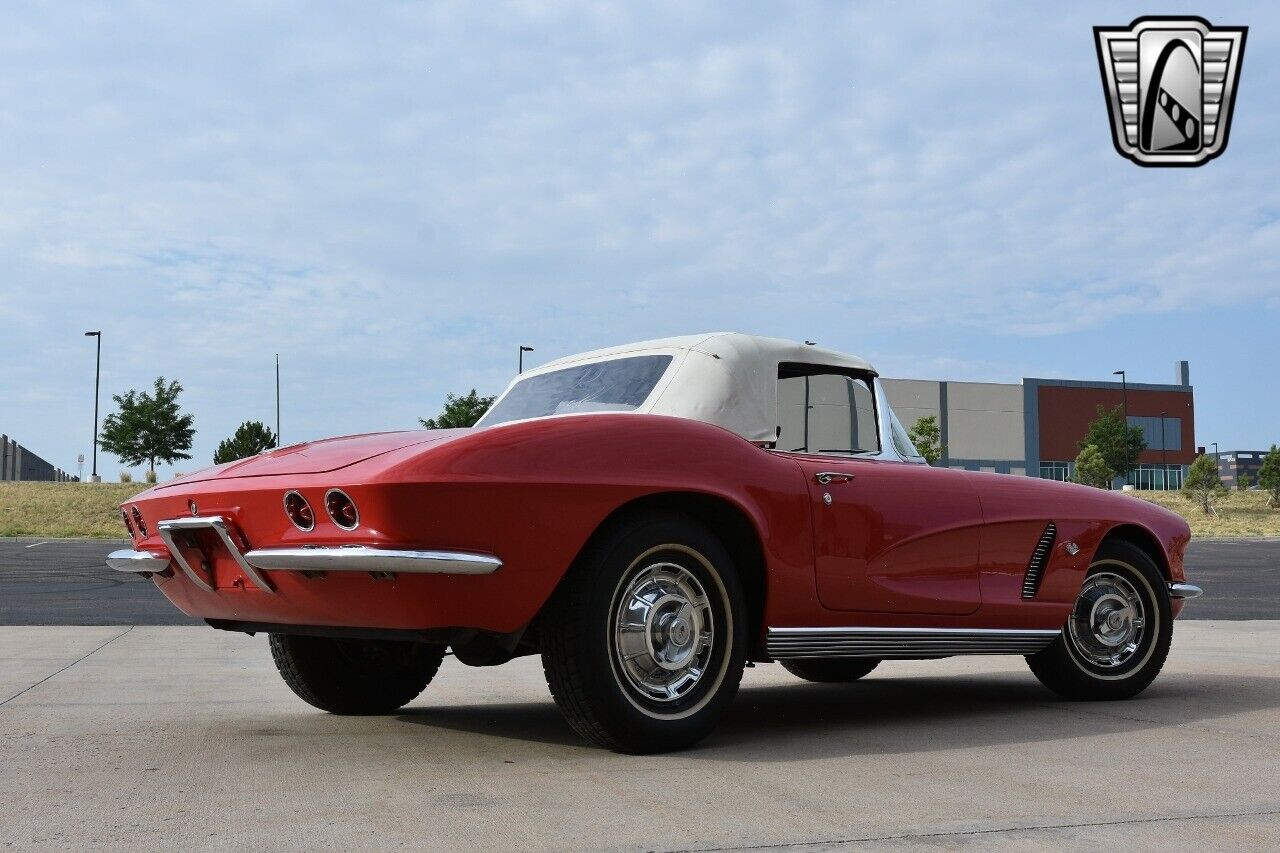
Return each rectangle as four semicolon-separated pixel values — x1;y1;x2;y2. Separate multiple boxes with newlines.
131;506;148;537
283;491;315;531
121;510;135;537
324;489;359;530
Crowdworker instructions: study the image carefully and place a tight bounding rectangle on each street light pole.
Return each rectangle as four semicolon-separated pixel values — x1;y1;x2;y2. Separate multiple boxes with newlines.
275;354;281;444
519;345;534;374
1160;411;1168;490
84;331;101;482
1113;369;1128;486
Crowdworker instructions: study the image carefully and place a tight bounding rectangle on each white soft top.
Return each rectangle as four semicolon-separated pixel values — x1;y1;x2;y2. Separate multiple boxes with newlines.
486;333;878;444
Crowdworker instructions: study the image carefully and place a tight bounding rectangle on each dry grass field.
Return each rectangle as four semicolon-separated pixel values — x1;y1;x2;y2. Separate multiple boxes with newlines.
1;481;1277;540
0;482;143;538
1128;488;1280;538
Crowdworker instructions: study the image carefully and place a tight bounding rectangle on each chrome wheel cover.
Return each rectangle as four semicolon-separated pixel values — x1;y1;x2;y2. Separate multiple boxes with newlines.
1067;571;1147;669
611;561;715;703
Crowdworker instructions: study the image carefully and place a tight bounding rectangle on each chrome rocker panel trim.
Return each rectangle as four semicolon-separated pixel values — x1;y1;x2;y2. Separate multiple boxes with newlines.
766;626;1061;659
106;549;172;573
157;516;275;595
1168;582;1203;600
243;545;502;576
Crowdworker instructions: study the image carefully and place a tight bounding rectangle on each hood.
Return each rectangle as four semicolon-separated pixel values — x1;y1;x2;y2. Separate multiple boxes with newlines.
155;429;472;487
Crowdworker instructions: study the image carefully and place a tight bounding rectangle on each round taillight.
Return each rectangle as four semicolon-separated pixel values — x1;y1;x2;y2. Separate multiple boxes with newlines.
283;491;314;531
131;506;148;537
324;489;359;530
121;510;135;537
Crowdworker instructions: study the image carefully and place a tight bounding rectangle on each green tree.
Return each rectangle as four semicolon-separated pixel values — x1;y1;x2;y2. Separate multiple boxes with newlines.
907;415;945;465
1073;444;1114;489
214;421;279;464
1182;453;1226;515
1080;405;1146;484
420;389;495;429
1259;445;1280;508
1237;472;1252;491
99;377;195;476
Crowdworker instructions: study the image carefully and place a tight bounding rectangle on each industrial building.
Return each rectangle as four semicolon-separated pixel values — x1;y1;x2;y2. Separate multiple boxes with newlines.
882;361;1195;489
1216;450;1274;489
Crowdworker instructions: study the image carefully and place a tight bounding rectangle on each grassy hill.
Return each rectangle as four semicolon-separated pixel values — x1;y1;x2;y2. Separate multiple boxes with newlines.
1127;489;1279;538
1;480;1276;540
0;482;144;538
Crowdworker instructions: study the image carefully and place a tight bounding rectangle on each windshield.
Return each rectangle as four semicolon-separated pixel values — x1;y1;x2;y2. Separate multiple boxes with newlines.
478;355;673;427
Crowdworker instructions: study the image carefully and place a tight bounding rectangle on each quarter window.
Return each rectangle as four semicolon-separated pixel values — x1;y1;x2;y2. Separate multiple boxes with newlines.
776;365;880;455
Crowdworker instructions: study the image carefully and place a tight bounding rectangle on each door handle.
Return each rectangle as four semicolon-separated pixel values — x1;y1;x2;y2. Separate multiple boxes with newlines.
814;471;854;485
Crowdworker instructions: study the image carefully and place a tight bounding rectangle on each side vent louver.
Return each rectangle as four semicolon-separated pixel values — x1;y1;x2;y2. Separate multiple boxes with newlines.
1021;522;1057;600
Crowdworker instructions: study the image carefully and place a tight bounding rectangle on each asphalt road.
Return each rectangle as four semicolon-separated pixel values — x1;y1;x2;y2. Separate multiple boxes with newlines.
2;622;1277;850
1;536;1276;625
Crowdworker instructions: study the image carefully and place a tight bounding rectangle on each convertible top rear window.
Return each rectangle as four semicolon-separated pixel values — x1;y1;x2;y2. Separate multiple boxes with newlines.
479;355;673;427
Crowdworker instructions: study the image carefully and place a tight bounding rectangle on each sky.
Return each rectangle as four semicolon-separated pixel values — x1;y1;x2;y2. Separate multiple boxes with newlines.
1;1;1278;479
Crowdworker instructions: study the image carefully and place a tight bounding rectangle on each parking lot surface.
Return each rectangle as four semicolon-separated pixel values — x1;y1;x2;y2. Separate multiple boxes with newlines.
2;621;1277;851
2;536;1276;625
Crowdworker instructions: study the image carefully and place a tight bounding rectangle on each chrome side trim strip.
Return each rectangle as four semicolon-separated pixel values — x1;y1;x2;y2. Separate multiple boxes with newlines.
766;626;1061;659
1169;582;1203;600
243;546;502;575
106;549;171;573
157;516;275;594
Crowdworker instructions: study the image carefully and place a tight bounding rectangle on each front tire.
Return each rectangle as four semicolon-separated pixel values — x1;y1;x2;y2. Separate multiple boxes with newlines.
1027;540;1172;701
781;658;880;683
541;513;747;753
269;634;446;715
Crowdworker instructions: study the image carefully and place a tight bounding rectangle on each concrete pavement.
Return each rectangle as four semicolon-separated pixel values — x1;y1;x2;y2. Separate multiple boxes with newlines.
1;621;1277;851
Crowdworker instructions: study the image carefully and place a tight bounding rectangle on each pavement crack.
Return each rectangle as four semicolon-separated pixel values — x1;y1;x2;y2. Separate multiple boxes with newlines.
0;625;134;707
664;808;1280;852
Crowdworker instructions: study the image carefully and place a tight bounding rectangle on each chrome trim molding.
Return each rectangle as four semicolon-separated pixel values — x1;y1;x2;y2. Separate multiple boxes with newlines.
1168;582;1203;600
106;549;171;573
157;516;275;594
766;626;1061;659
243;545;502;575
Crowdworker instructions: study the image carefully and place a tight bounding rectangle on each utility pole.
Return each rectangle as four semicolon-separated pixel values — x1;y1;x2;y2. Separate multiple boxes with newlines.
519;345;534;374
85;331;101;482
275;354;281;444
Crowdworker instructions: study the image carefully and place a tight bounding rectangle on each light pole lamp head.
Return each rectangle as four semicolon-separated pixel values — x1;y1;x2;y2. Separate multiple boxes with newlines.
85;331;100;337
520;345;534;353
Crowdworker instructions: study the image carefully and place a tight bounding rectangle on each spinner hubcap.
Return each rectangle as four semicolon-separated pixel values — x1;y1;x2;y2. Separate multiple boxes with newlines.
1067;571;1147;668
612;562;715;702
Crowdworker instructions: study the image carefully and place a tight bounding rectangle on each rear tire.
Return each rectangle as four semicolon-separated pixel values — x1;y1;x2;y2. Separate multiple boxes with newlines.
781;658;880;683
541;513;747;754
269;634;446;715
1026;540;1172;701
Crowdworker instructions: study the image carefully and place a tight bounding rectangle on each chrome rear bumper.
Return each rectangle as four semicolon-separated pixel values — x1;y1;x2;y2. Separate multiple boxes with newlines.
1169;582;1203;600
243;545;501;575
105;514;502;591
106;549;171;573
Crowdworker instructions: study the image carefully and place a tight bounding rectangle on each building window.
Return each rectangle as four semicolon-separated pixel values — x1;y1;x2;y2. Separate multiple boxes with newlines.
1127;416;1182;451
1126;464;1184;491
1040;461;1073;482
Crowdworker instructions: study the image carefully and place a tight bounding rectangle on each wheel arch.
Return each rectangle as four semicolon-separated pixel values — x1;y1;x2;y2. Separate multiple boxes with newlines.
1098;523;1171;581
551;490;769;654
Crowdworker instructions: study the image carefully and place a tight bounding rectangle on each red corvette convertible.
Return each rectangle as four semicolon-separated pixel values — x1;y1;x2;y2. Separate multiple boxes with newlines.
108;333;1200;753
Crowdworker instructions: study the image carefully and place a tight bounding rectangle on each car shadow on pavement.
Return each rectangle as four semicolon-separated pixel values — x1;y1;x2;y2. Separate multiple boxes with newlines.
395;669;1280;760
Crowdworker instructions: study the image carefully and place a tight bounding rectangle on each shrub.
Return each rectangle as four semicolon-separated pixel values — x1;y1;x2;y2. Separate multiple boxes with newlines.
1182;453;1226;515
144;470;158;484
119;471;132;484
1073;444;1114;489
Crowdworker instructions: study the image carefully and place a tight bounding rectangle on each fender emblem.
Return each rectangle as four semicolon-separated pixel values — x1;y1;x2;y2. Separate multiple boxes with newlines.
1064;542;1080;556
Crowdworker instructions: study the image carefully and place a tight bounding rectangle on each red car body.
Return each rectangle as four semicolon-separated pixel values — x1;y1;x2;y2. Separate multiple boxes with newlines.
115;411;1191;653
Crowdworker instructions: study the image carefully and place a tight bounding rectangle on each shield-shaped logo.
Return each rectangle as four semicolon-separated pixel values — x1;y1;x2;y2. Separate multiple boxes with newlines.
1094;16;1247;166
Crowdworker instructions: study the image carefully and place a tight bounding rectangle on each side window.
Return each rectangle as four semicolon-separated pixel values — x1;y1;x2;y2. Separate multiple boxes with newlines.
776;366;880;455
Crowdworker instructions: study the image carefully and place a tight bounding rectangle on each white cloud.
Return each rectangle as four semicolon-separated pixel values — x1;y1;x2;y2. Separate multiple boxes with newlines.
1;0;1277;474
